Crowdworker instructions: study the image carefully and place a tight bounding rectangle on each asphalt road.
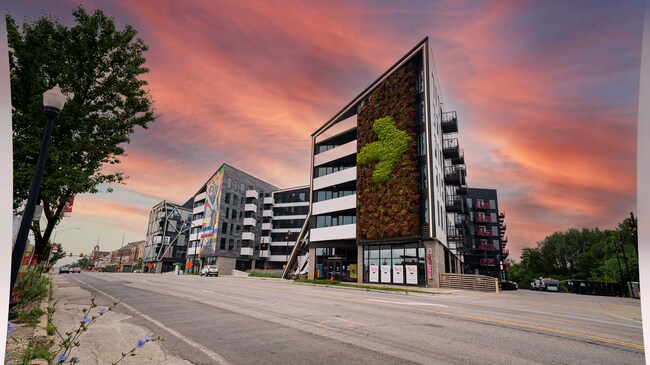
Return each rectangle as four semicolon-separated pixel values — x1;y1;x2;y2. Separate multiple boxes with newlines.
62;273;644;365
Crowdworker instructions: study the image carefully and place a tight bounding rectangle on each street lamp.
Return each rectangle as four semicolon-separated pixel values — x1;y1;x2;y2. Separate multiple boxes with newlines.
11;85;68;293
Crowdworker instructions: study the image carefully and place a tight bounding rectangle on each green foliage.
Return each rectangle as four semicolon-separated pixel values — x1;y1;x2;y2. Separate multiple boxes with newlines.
45;324;56;336
358;116;412;183
508;218;639;290
249;271;283;278
70;256;89;269
356;60;420;240
134;258;143;270
49;246;67;267
7;5;155;261
17;308;46;326
13;265;50;312
20;343;52;364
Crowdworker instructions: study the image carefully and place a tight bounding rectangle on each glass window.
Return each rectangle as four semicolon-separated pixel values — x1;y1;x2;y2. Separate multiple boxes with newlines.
227;178;232;189
222;222;228;234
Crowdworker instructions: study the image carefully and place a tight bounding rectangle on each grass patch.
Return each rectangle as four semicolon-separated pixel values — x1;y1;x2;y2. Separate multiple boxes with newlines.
20;342;52;365
249;271;283;278
17;308;45;326
44;325;56;336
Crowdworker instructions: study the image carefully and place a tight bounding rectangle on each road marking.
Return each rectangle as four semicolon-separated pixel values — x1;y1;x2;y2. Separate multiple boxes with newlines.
527;314;585;325
70;276;233;365
201;289;215;294
419;308;645;351
367;299;448;307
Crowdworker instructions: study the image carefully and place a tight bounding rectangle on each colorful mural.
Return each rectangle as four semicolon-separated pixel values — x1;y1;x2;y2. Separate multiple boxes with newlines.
200;166;225;253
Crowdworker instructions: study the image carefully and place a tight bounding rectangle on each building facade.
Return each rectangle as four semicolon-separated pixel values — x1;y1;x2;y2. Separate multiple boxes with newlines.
186;164;278;274
462;188;508;278
258;186;309;269
143;200;193;273
291;38;468;287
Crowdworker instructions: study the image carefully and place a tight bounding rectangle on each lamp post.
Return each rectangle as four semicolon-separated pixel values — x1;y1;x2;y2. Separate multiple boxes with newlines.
11;85;67;293
52;227;80;245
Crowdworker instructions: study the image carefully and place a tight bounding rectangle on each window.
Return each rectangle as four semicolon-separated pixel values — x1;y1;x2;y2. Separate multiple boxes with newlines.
222;222;228;235
225;193;231;204
226;207;230;217
231;209;236;220
227;178;232;188
233;196;239;206
241;184;245;193
220;238;226;250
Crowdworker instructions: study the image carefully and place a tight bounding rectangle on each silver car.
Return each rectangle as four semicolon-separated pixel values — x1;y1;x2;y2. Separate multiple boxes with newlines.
200;265;219;277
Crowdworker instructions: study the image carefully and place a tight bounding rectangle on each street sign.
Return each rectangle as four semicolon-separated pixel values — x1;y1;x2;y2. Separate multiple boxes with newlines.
186;261;193;268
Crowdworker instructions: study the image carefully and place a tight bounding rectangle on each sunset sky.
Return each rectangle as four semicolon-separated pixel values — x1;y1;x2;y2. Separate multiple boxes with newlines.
5;1;643;259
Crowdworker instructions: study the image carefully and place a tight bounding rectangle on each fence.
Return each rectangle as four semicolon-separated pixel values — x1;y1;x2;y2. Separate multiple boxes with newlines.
439;273;500;292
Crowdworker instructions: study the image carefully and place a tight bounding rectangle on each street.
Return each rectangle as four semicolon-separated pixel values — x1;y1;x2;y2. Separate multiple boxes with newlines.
58;273;644;365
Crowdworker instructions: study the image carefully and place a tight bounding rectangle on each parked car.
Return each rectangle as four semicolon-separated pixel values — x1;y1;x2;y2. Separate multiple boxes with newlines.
531;278;560;292
72;267;82;273
59;266;71;274
500;281;518;290
201;265;219;277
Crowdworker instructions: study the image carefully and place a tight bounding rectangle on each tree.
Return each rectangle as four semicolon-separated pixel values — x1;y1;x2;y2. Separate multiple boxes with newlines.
8;6;155;261
70;256;89;269
49;247;66;267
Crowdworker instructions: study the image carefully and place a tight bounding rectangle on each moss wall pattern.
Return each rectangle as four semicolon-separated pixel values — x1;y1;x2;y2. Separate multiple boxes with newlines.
356;60;420;241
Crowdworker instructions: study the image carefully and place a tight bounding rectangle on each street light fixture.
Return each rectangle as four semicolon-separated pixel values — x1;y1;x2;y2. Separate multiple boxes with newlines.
11;85;68;293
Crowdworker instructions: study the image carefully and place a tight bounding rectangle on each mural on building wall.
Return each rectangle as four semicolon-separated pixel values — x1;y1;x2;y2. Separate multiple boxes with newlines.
200;166;225;253
357;60;420;240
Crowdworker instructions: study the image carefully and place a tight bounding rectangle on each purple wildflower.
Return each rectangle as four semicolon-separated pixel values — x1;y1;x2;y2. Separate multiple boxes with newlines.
55;354;66;363
136;339;146;349
7;322;16;336
142;335;152;342
80;316;91;324
98;308;108;314
71;356;80;363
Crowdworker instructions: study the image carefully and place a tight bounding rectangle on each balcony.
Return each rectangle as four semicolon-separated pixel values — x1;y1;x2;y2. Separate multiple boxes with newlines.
240;247;254;256
447;227;464;241
476;229;493;237
243;218;256;226
450;149;465;165
259;250;270;258
262;223;272;231
454;214;468;227
314;139;357;167
501;236;508;244
476;215;492;223
477;243;496;251
310;224;356;242
442;138;460;159
242;232;255;241
445;195;465;213
261;236;271;244
474;202;491;210
479;258;496;266
499;212;505;221
264;196;274;205
500;223;507;231
246;190;258;199
312;166;356;191
312;194;356;215
441;111;458;134
244;204;257;212
501;249;510;258
444;166;466;186
263;209;273;217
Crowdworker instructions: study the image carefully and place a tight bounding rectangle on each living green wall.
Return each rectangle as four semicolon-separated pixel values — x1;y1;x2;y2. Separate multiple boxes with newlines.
356;60;420;241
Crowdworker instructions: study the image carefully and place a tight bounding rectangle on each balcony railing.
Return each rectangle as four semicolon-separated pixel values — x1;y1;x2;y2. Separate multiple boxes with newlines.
479;258;496;266
499;212;505;221
474;202;491;210
476;229;493;237
477;243;496;251
444;165;466;186
476;215;492;223
501;236;508;244
501;249;510;257
441;111;458;134
442;138;460;159
445;195;465;213
447;227;465;241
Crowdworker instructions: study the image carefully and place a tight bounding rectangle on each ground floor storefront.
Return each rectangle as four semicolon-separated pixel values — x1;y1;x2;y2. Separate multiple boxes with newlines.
309;239;448;287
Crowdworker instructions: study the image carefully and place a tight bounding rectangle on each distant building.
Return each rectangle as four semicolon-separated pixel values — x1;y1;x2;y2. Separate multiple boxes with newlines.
89;244;110;269
143;200;193;273
462;188;508;279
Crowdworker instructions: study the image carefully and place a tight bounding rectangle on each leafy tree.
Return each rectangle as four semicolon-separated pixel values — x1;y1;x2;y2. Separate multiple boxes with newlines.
70;256;89;269
49;247;66;267
8;6;155;261
134;257;143;270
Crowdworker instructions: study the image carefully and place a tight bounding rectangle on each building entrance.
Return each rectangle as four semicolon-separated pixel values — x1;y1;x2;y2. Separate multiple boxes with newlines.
326;259;344;281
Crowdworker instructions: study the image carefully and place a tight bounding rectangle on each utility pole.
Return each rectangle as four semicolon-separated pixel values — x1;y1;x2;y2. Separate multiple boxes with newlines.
618;233;634;298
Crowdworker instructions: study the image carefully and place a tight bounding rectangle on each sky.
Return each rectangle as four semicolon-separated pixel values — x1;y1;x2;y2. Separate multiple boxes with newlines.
4;0;643;260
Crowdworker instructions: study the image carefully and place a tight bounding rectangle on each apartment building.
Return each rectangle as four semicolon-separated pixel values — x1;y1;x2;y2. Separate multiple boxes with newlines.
186;164;278;274
286;37;468;287
462;188;508;278
258;186;309;269
143;200;193;273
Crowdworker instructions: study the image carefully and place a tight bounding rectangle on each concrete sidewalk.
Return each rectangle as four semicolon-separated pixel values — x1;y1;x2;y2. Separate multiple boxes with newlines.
51;275;193;365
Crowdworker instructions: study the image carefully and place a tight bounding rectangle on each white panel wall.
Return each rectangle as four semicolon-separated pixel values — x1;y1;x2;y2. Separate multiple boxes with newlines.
315;115;357;144
312;194;356;215
310;224;356;242
314;140;357;167
313;167;357;190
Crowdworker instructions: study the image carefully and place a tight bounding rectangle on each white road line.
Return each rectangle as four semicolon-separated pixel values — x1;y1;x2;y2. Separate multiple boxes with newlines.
366;299;448;307
201;289;216;294
69;276;232;365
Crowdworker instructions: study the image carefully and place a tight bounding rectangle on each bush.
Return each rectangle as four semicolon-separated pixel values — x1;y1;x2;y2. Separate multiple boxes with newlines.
249;271;283;278
17;308;45;326
13;265;50;311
